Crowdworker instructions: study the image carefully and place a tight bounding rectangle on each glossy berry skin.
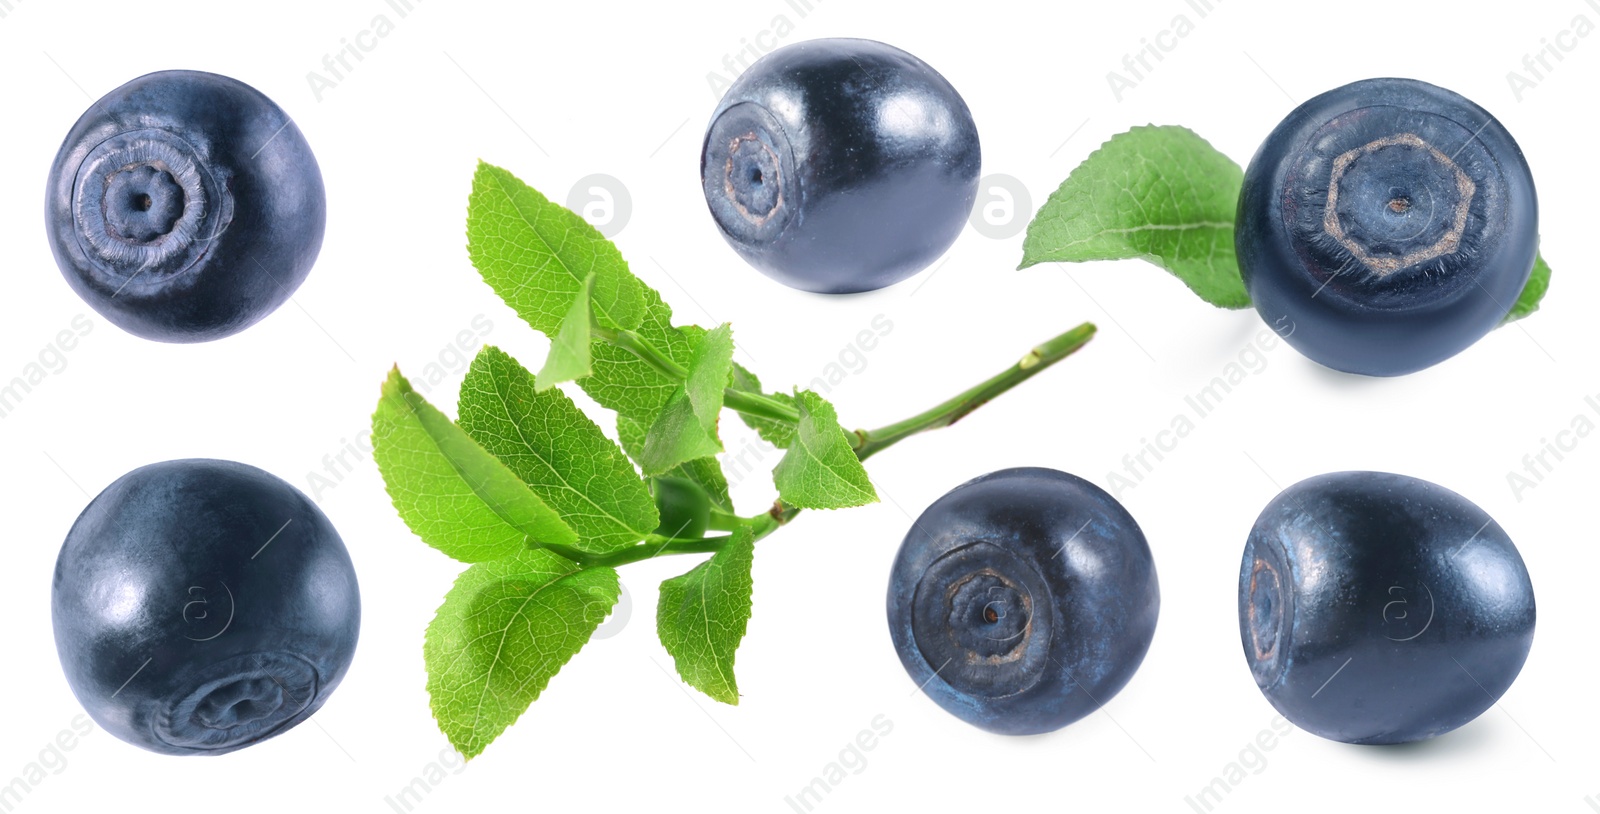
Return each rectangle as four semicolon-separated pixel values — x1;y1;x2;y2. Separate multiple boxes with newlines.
46;71;326;343
1240;472;1535;744
701;38;980;294
651;476;712;540
1236;78;1537;376
52;459;360;756
887;468;1159;735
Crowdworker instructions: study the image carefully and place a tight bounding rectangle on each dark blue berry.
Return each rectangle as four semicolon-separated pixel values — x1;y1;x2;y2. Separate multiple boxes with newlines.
1240;471;1535;744
46;71;326;343
887;468;1159;735
52;459;360;755
701;38;981;294
1236;78;1537;376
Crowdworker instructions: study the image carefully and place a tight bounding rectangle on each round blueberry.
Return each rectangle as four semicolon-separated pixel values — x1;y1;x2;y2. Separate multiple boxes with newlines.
1239;471;1535;744
887;468;1159;735
1236;78;1537;376
701;38;981;294
651;476;712;540
46;70;327;343
52;459;360;756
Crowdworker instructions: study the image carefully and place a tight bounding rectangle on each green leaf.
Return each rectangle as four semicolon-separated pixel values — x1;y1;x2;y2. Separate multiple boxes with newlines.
1020;125;1250;309
468;162;644;335
685;324;734;425
772;390;877;509
458;345;659;554
604;319;736;505
1503;252;1552;324
637;323;734;475
672;457;734;512
582;285;693;426
536;272;595;390
730;363;798;448
617;416;733;512
425;548;619;758
657;526;755;705
639;388;724;476
371;368;576;562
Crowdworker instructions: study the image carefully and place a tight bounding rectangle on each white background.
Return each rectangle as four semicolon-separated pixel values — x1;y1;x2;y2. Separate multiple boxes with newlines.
0;0;1593;811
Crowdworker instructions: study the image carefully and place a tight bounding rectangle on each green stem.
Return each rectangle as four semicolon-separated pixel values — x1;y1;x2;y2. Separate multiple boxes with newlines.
744;503;800;541
852;322;1097;461
571;538;724;568
723;389;800;423
570;503;797;568
707;507;744;531
577;322;1095;569
600;327;688;378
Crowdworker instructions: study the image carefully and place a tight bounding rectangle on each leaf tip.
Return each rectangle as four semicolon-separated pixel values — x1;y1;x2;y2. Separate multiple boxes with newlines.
381;366;413;398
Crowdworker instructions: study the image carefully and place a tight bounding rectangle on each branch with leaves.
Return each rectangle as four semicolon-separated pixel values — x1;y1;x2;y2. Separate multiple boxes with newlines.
371;162;1097;758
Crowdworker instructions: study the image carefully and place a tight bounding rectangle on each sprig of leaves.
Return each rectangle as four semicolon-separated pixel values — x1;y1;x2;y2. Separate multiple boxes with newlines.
372;163;883;758
1021;125;1553;321
374;161;1096;758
